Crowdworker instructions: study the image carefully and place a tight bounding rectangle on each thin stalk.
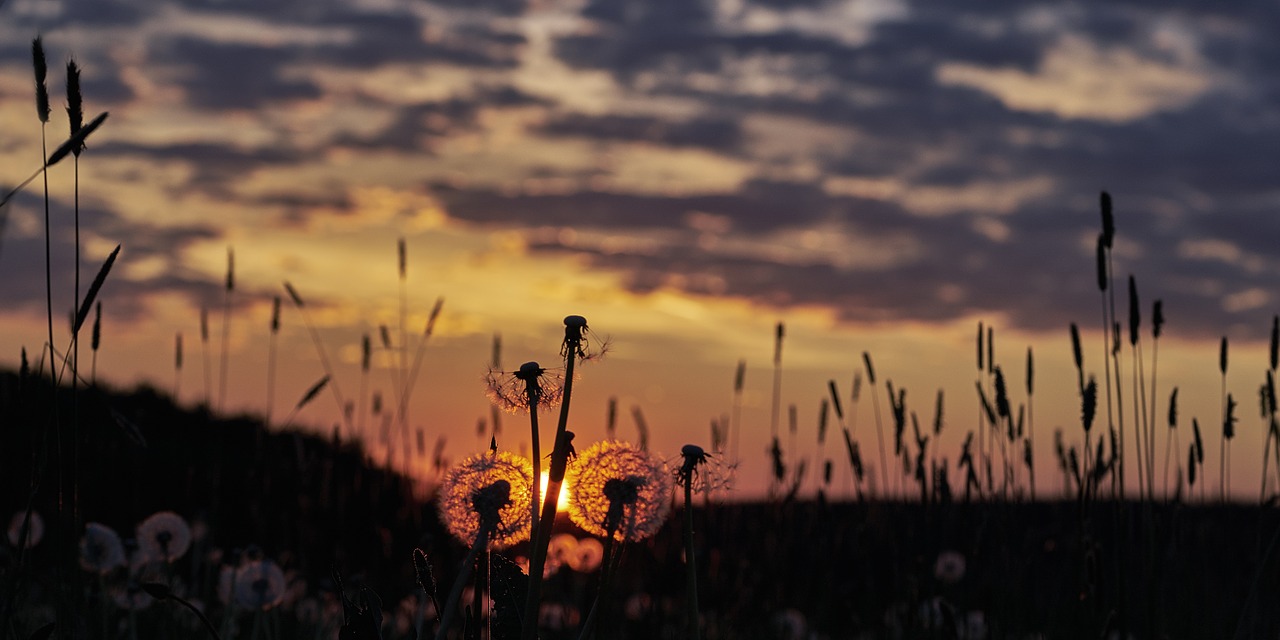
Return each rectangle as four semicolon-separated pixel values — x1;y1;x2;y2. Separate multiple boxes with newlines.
521;324;583;640
683;474;700;640
434;523;492;640
528;391;541;539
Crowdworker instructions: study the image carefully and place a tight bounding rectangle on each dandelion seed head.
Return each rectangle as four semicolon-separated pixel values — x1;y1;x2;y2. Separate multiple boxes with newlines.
437;450;534;549
571;537;604;573
566;440;671;542
80;522;126;574
485;362;565;413
136;511;192;562
234;559;287;611
671;447;736;493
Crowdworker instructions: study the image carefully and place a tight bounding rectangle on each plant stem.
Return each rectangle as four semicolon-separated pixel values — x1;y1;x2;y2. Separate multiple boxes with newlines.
683;474;700;640
435;523;492;640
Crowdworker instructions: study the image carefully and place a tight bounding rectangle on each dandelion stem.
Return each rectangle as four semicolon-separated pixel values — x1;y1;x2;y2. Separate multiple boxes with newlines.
521;321;583;640
435;523;492;640
683;472;700;640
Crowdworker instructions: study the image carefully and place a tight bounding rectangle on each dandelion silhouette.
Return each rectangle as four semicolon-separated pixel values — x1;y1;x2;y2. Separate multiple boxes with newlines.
136;511;192;562
79;522;125;574
566;440;671;542
673;444;736;494
437;450;534;550
485;361;566;414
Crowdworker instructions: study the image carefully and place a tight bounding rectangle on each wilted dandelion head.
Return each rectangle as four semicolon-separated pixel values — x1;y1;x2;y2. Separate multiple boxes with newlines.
80;522;126;574
437;450;534;549
484;361;565;413
234;559;287;611
136;511;192;562
566;440;671;542
7;511;43;549
934;550;966;584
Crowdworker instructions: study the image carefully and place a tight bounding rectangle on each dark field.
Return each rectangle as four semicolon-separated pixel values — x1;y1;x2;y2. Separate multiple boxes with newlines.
3;372;1278;640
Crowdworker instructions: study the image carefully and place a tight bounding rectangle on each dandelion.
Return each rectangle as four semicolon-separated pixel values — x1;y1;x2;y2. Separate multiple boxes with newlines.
434;452;534;640
934;550;966;584
673;444;735;494
572;537;604;573
136;511;192;562
234;559;287;611
561;314;610;363
567;440;672;542
80;522;126;574
7;511;43;549
485;362;566;414
437;450;534;550
486;361;567;535
548;533;578;569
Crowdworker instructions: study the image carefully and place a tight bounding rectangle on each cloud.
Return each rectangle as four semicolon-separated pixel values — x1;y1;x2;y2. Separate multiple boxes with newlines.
936;34;1218;122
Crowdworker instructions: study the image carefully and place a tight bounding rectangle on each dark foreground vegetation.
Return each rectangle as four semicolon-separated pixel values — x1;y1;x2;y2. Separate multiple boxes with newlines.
2;371;1278;640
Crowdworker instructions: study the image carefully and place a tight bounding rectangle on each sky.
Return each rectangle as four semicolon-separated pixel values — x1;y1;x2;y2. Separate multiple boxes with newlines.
2;0;1279;501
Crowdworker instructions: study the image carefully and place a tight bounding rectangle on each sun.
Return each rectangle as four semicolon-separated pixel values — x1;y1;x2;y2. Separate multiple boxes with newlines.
540;471;571;512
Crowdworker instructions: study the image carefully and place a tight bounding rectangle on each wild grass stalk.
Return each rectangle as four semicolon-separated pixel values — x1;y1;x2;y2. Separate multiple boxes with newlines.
397;297;444;472
863;351;889;499
1264;317;1280;501
730;360;745;465
1128;275;1148;501
174;332;183;401
1163;388;1179;499
218;248;233;413
282;281;353;435
1097;192;1123;498
1149;300;1164;498
1025;347;1035;500
1220;337;1229;502
200;305;211;406
769;323;784;499
266;297;280;428
357;333;370;437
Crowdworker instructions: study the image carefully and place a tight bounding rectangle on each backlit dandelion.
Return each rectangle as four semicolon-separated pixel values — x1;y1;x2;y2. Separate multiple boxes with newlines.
7;511;43;549
136;511;192;562
437;450;534;549
571;537;604;573
80;522;126;574
485;361;566;413
566;440;671;542
234;558;287;611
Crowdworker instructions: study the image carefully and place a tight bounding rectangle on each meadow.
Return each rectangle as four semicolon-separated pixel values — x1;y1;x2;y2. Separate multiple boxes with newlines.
4;35;1280;640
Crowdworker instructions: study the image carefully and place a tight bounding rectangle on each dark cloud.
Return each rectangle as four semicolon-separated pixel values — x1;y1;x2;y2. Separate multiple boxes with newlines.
92;140;305;199
434;179;839;233
0;191;224;325
535;113;743;152
155;38;323;111
333;85;551;153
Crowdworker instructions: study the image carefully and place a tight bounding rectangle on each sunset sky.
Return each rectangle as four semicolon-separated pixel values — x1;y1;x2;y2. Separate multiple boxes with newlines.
2;0;1279;500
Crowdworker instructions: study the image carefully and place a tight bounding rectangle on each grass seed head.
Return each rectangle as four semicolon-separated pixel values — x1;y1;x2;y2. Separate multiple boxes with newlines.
32;37;50;123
